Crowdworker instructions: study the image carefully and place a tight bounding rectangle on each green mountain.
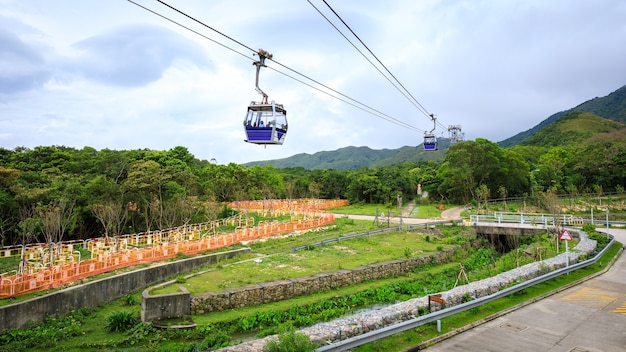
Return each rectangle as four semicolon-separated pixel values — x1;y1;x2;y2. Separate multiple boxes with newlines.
499;84;626;148
244;140;449;170
245;84;626;170
520;111;626;148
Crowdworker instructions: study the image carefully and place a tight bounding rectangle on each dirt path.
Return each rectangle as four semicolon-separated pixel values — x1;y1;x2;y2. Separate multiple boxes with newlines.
401;200;416;217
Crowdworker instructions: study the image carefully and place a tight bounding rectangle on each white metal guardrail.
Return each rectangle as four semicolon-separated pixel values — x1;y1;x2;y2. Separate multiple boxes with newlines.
470;212;626;228
317;235;616;351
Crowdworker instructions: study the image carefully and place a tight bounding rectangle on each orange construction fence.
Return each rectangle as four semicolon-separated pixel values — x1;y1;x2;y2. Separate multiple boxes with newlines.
0;200;339;298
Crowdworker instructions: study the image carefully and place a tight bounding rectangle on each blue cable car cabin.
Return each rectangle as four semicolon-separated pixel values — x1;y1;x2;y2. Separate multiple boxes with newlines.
244;100;288;145
423;133;437;150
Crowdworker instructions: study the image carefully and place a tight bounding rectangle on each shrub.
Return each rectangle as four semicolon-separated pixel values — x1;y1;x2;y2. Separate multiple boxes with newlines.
105;311;140;332
198;329;231;350
123;294;138;306
263;330;317;352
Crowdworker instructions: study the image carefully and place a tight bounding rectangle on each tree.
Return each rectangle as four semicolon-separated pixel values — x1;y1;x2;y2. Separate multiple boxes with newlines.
91;199;128;240
498;185;508;211
36;198;75;264
202;163;250;202
347;171;382;203
437;139;529;203
476;184;490;214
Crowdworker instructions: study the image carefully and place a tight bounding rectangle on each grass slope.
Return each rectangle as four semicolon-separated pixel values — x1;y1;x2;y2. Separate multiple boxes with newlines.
521;111;626;148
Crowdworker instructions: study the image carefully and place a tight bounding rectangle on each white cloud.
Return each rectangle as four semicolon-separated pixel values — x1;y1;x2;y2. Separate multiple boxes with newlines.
1;0;626;164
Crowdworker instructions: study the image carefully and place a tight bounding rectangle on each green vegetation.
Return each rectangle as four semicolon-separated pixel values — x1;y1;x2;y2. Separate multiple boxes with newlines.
355;240;622;352
244;145;447;170
412;204;444;218
152;221;452;295
499;84;626;147
1;109;626;248
0;217;592;352
327;202;390;216
263;330;318;352
105;311;140;333
0;87;625;350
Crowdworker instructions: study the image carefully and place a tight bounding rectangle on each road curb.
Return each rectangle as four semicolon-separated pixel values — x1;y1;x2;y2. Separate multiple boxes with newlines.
404;245;624;351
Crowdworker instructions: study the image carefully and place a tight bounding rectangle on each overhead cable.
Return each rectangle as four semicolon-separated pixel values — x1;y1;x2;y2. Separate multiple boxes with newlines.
313;0;441;125
127;0;424;133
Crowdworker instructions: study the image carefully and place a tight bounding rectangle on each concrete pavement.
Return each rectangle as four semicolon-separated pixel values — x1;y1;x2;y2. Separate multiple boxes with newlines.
422;228;626;352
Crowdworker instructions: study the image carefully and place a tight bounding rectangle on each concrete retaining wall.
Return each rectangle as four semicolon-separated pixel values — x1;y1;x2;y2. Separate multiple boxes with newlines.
0;248;248;332
142;286;191;323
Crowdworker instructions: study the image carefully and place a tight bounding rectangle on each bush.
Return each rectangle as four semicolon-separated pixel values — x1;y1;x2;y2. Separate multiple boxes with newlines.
263;330;317;352
123;294;138;306
582;223;595;233
582;223;610;247
105;311;140;332
198;329;231;350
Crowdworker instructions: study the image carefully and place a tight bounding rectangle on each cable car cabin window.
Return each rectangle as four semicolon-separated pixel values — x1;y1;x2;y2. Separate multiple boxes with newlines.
244;102;288;145
423;135;437;151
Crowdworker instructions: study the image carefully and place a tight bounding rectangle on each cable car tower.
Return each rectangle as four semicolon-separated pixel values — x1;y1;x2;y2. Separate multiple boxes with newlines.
448;125;464;144
423;114;438;151
243;49;288;146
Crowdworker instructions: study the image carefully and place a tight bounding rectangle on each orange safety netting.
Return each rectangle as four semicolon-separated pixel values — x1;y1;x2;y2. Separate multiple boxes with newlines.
0;199;345;298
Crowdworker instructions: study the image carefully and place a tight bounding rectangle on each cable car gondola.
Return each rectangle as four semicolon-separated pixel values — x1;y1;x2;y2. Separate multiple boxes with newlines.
244;49;288;146
423;114;437;151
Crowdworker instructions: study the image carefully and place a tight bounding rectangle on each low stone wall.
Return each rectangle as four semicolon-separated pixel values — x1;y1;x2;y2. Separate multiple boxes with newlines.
0;248;248;332
190;247;457;314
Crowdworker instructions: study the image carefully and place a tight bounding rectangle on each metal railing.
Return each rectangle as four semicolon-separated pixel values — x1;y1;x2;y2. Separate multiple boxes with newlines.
317;235;615;351
291;220;464;252
291;227;401;252
406;220;463;231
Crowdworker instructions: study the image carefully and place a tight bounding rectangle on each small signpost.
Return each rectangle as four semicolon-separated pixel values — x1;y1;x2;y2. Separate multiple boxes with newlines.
428;294;446;332
560;229;572;267
428;294;446;311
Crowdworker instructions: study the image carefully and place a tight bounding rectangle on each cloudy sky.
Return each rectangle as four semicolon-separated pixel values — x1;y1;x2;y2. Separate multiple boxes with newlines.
1;0;625;165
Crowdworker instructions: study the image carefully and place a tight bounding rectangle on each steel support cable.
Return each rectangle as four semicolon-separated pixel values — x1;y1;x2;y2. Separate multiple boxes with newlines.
266;66;424;132
131;0;423;132
127;0;251;60
306;0;421;119
318;0;437;122
156;0;256;53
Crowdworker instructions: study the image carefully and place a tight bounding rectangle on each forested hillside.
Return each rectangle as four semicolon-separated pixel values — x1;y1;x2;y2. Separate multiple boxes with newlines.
499;84;626;147
1;111;625;246
244;140;450;170
0;145;439;244
521;112;626;147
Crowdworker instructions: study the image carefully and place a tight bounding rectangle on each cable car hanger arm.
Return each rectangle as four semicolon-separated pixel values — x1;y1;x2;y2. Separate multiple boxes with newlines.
253;49;272;104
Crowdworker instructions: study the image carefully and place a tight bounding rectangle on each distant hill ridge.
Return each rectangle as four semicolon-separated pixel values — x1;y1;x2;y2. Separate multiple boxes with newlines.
499;84;626;148
244;141;449;170
244;84;626;170
520;111;626;148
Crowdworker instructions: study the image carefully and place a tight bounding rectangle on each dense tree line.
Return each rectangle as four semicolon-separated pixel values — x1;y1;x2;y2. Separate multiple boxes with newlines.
1;130;624;245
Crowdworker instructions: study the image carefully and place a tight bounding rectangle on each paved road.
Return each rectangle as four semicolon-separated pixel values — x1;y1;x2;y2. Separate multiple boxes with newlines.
336;205;465;225
423;228;626;352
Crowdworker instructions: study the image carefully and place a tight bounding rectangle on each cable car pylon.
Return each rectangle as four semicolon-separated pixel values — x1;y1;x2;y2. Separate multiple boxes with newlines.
243;49;288;146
